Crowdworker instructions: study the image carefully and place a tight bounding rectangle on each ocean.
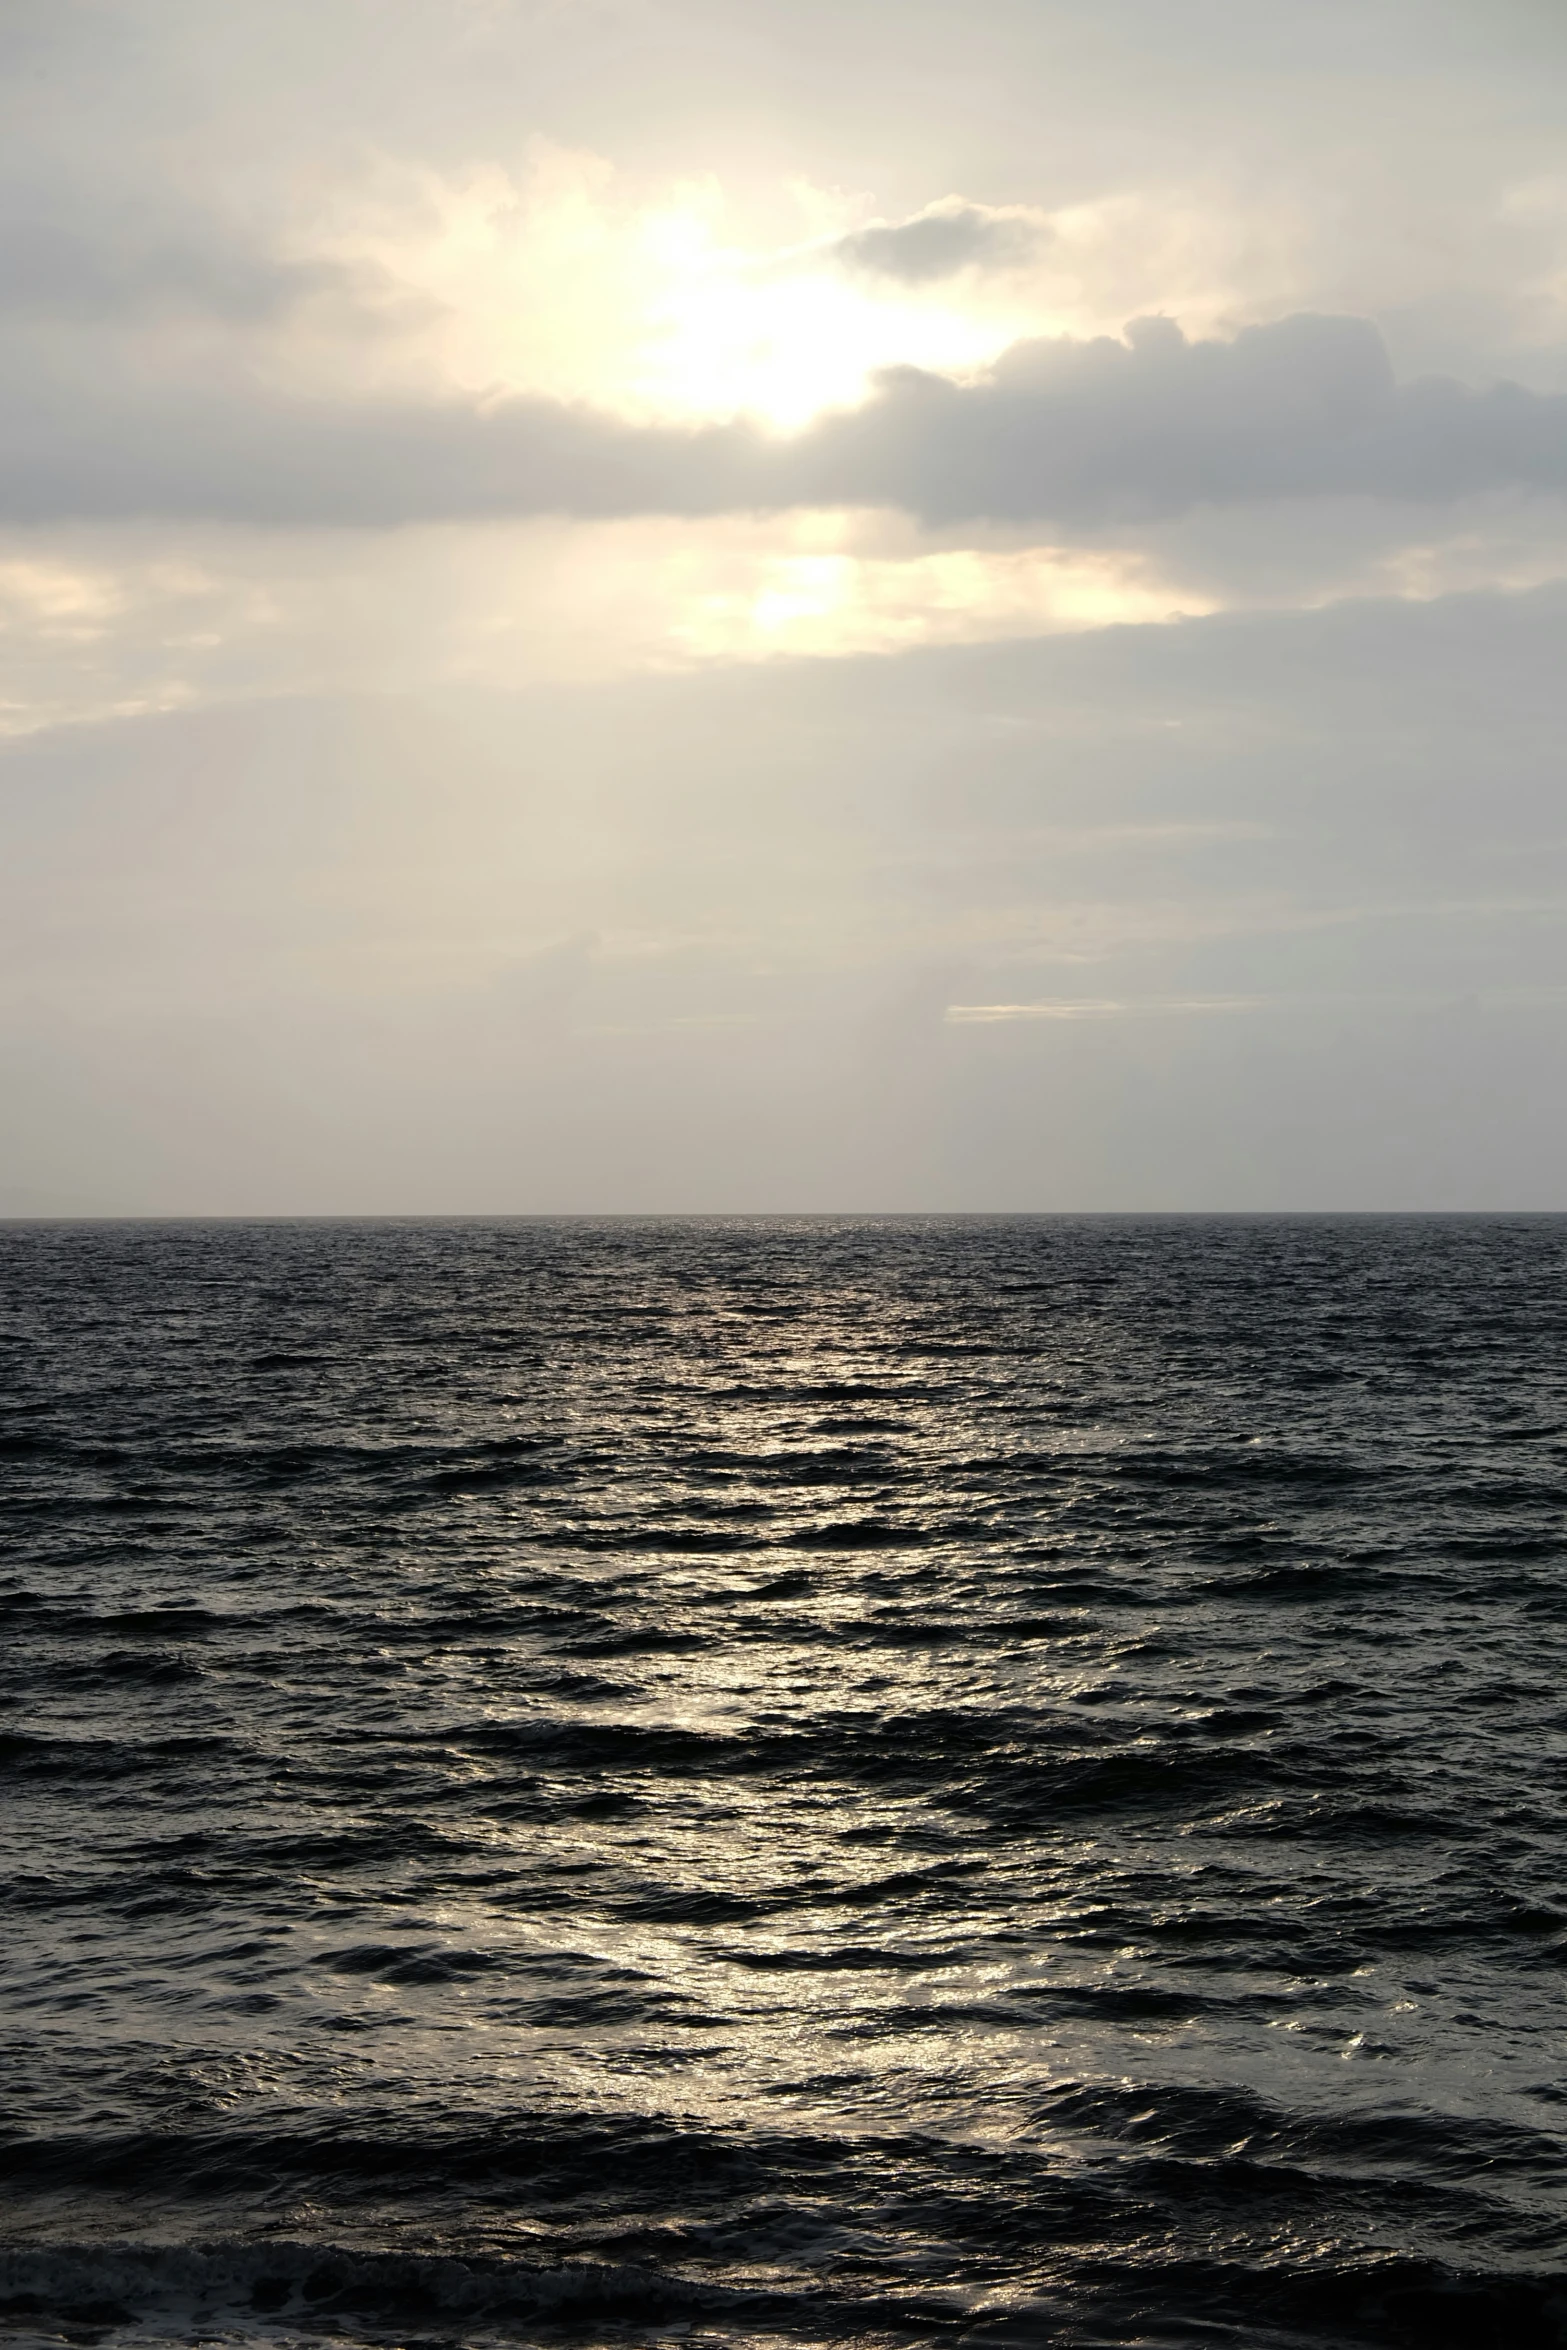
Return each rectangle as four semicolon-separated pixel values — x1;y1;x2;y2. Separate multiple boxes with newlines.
1;1215;1564;2350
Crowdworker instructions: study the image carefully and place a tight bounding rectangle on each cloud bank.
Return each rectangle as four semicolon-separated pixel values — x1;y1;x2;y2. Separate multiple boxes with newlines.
9;311;1567;532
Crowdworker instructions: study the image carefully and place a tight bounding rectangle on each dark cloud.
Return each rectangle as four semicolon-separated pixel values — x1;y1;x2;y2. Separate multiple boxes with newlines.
6;310;1567;528
0;213;353;322
827;202;1042;283
792;313;1567;523
0;363;762;525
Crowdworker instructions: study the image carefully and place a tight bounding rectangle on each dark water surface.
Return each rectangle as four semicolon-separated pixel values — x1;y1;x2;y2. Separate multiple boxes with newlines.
2;1216;1566;2350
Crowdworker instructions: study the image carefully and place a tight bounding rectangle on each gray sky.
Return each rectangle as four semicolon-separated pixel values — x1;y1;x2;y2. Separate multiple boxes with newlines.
4;0;1567;1210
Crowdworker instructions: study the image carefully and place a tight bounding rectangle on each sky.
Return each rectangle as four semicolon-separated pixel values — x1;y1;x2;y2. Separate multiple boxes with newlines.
4;0;1567;1212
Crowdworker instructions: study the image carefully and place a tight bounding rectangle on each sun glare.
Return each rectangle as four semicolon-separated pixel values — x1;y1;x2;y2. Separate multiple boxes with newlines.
628;236;1021;431
313;157;1031;432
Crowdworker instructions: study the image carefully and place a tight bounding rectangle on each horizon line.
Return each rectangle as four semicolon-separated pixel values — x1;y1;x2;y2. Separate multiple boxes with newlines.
4;1207;1566;1227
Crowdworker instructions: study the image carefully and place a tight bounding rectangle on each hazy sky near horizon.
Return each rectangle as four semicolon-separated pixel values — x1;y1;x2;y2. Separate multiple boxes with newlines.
5;0;1567;1210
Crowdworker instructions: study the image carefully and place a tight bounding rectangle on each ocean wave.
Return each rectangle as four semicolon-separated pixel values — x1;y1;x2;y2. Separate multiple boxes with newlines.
3;2234;1565;2349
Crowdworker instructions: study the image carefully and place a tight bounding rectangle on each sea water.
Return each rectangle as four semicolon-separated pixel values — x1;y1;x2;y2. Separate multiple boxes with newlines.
2;1216;1565;2348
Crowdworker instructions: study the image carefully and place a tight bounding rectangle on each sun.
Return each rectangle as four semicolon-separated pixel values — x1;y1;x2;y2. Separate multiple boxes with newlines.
315;156;1031;434
631;262;1011;432
626;219;1020;431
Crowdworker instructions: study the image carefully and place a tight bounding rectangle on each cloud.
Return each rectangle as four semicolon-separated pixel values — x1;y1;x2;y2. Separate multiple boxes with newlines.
8;309;1567;533
0;211;352;323
794;313;1567;524
827;201;1043;284
0;366;760;527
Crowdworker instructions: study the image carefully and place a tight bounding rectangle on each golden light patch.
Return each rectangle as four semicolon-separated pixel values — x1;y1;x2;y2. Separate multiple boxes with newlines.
0;516;1215;738
663;524;1215;657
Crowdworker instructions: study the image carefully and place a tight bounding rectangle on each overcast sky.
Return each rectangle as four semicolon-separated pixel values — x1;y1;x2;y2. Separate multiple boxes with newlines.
4;0;1567;1211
